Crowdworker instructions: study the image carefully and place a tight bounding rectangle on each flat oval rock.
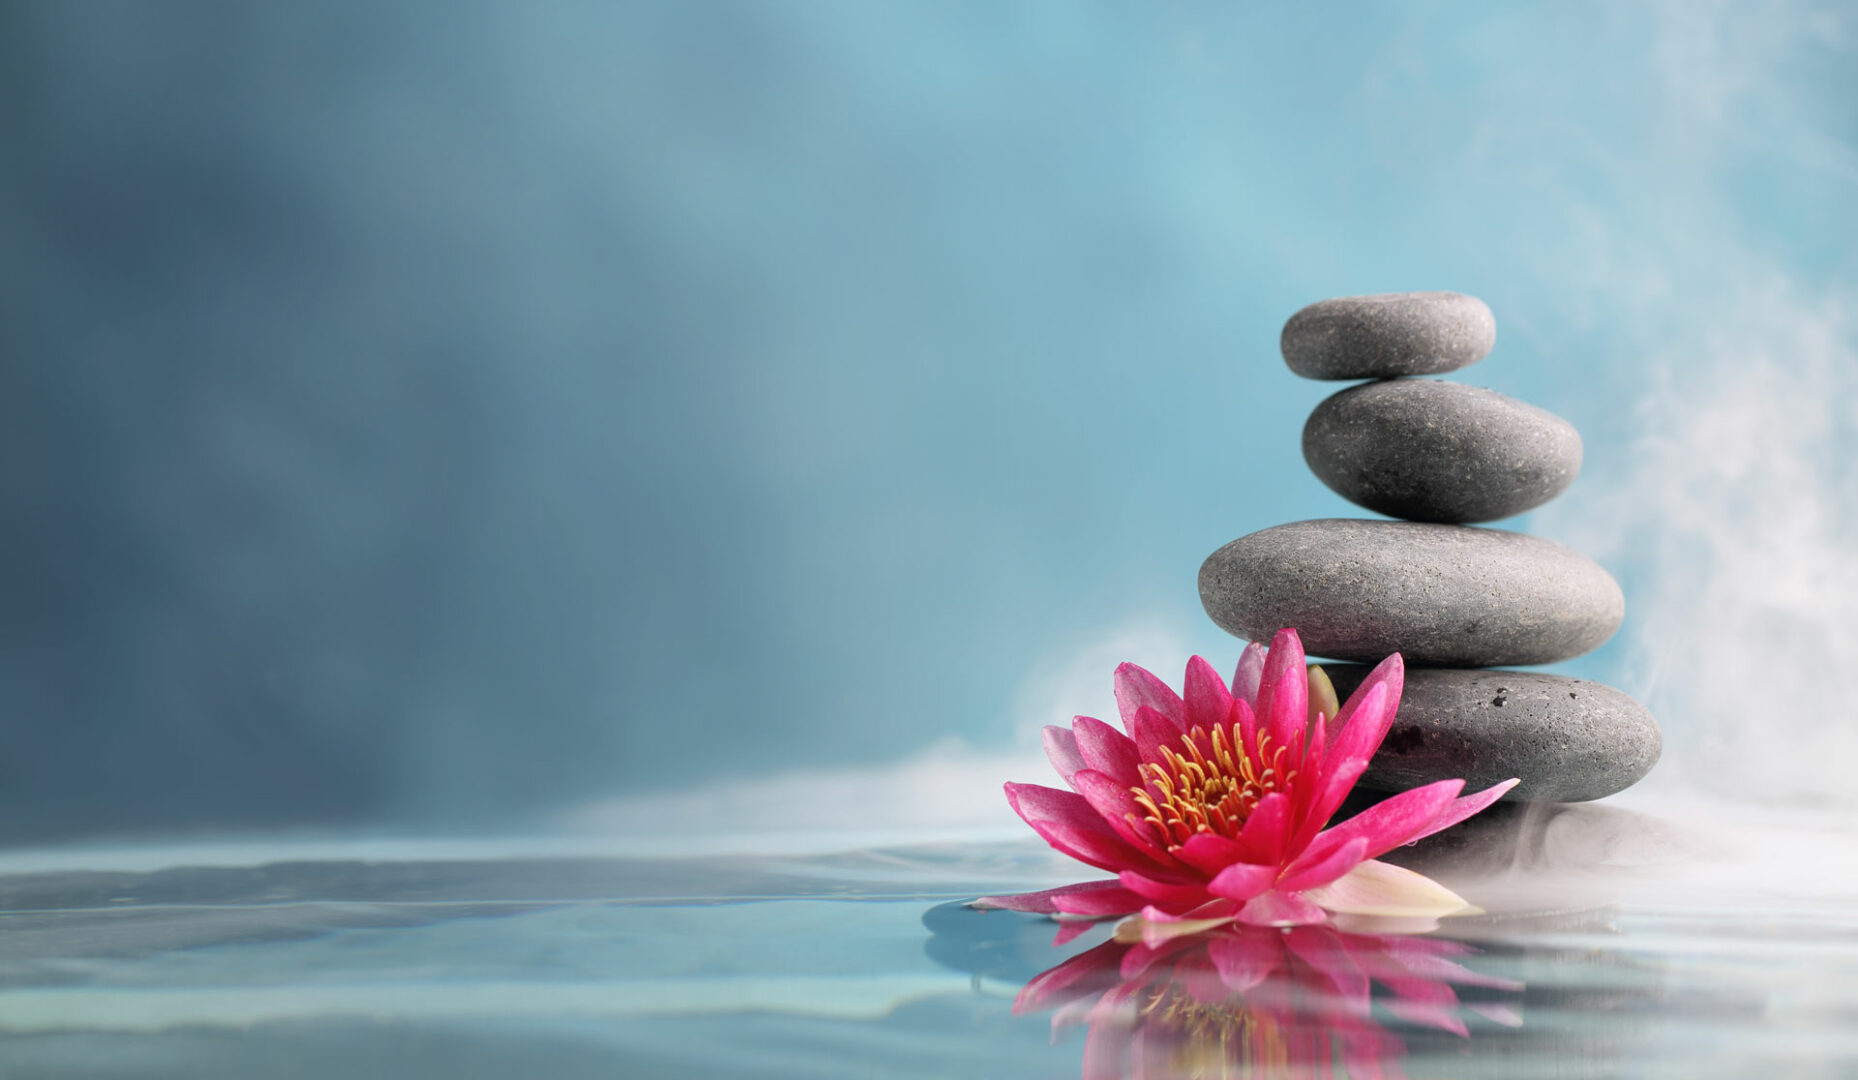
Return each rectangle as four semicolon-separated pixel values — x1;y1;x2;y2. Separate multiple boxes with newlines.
1281;292;1495;379
1322;666;1660;803
1303;379;1582;523
1198;519;1623;666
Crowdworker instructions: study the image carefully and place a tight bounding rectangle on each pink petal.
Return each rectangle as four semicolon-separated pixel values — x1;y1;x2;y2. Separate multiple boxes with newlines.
1038;819;1173;875
972;878;1127;914
1175;830;1248;877
1042;725;1086;789
1117;869;1212;910
1072;715;1142;786
1182;655;1233;735
1114;662;1184;736
1130;705;1184;763
1406;778;1521;846
1050;920;1097;947
1288;780;1464;872
1073;769;1167;852
1253;628;1308;753
1052;885;1150;917
1005;783;1171;874
1232;790;1292;866
1323;652;1404;762
1234;889;1328;926
1275;836;1369;893
1206;861;1280;902
1231;641;1267;707
1230;696;1259;761
1286;681;1393;853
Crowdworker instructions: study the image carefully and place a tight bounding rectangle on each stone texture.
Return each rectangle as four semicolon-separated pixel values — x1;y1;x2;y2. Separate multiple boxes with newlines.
1281;292;1496;379
1302;379;1582;523
1323;666;1661;803
1197;519;1623;666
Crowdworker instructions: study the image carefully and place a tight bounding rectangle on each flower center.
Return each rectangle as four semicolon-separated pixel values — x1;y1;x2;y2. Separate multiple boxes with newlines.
1129;726;1294;849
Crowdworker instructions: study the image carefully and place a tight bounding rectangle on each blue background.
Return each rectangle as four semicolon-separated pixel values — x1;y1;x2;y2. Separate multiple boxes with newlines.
4;2;1854;841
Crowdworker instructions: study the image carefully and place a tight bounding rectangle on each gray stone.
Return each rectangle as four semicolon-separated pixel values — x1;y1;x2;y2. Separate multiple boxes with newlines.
1281;292;1496;379
1322;666;1661;803
1302;379;1582;523
1198;519;1623;666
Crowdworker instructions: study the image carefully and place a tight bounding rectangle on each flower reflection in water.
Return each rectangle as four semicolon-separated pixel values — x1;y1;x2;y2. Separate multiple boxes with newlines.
1018;922;1523;1079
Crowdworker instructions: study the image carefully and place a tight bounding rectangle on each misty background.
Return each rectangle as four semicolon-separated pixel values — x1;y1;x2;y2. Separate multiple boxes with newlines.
2;2;1854;845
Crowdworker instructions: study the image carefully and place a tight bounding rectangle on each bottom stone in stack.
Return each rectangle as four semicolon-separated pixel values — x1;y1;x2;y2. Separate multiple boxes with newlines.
1322;666;1661;803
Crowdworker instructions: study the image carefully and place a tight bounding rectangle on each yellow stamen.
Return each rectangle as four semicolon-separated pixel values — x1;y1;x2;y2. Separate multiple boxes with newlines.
1130;725;1294;851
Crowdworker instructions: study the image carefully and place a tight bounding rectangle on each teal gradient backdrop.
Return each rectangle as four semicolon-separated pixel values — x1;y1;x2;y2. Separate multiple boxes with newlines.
3;2;1854;838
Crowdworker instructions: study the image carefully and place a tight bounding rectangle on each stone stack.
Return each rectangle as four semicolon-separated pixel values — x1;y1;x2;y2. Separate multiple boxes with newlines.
1198;292;1659;803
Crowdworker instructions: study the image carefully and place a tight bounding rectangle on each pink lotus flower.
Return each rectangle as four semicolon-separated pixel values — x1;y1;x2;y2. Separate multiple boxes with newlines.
976;628;1517;935
1017;920;1523;1080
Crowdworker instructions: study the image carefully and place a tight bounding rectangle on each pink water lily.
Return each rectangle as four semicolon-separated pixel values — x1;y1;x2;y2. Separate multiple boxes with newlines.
975;628;1517;935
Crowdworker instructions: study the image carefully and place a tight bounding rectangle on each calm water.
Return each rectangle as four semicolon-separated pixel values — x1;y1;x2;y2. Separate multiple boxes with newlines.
1;804;1855;1078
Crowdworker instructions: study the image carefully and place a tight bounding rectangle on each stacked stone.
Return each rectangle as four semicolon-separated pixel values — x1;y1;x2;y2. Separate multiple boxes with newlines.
1197;293;1660;803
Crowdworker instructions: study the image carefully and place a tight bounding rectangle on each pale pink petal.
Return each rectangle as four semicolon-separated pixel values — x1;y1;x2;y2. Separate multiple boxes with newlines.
1052;885;1150;917
1117;869;1212;910
1234;889;1328;926
971;878;1127;913
1182;655;1233;735
1113;903;1241;946
1072;715;1143;786
1042;725;1086;789
1073;769;1167;853
1330;912;1443;935
1275;836;1369;893
1206;861;1280;901
1004;782;1109;833
1302;859;1475;918
1253;628;1309;752
1114;662;1184;735
1050;919;1097;947
1231;641;1268;707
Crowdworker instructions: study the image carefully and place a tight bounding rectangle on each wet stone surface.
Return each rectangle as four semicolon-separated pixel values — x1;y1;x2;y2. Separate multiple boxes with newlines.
1323;665;1662;803
1302;379;1582;523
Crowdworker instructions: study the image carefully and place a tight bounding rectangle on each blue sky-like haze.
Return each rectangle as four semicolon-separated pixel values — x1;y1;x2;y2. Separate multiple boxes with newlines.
2;1;1854;842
